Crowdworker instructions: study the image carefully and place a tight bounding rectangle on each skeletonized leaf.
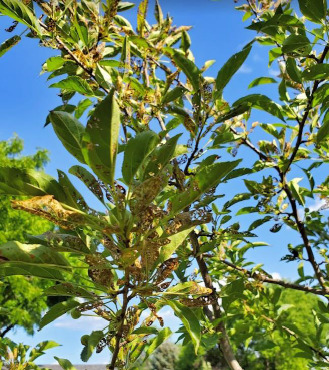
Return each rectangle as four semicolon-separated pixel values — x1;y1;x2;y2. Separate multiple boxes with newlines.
69;165;104;203
137;0;148;35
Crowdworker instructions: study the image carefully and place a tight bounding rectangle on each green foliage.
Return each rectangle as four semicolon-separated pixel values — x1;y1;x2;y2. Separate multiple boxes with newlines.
1;0;329;369
0;337;59;369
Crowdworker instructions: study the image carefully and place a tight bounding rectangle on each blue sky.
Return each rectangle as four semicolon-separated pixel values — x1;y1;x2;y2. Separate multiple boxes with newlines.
0;0;323;365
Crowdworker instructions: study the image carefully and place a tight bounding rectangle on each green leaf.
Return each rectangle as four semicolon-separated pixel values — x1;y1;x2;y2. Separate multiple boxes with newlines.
46;56;65;72
236;206;259;215
216;46;252;95
167;300;201;353
144;327;172;361
0;0;40;33
132;326;159;335
80;330;104;362
165;48;201;91
170;160;241;214
298;0;327;23
29;341;60;361
248;77;276;88
50;76;95;96
49;111;86;164
0;35;20;58
215;105;251;123
158;227;195;263
84;90;121;184
54;357;78;370
75;98;93;119
286;57;302;83
302;64;329;80
282;34;311;57
0;241;69;267
317;110;329;143
122;131;160;185
39;300;80;330
44;283;94;299
233;94;285;121
248;216;272;231
0;167;62;197
0;263;65;281
143;134;181;180
288;178;305;206
161;86;187;105
57;170;86;210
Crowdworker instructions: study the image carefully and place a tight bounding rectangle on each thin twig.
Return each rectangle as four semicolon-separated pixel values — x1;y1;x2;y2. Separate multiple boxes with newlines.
220;259;325;296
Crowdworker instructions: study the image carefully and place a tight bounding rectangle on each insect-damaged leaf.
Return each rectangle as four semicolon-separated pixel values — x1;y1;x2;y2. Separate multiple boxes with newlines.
39;299;80;330
0;35;20;58
49;111;86;164
158;227;195;263
11;195;92;230
137;0;148;36
122;131;160;185
216;46;252;95
170;160;241;214
69;165;104;203
167;300;201;353
143;134;181;180
84;90;121;185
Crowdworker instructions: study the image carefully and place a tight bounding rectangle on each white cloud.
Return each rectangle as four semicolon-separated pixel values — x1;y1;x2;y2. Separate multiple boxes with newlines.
238;64;252;74
53;315;107;331
252;53;262;62
269;68;280;77
271;272;282;280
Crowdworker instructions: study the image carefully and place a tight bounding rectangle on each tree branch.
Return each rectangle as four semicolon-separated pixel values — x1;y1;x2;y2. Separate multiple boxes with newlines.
190;232;244;370
108;281;130;370
0;324;14;338
219;259;325;296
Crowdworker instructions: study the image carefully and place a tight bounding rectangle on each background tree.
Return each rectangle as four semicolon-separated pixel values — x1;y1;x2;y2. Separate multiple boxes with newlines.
0;136;53;337
0;1;329;369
